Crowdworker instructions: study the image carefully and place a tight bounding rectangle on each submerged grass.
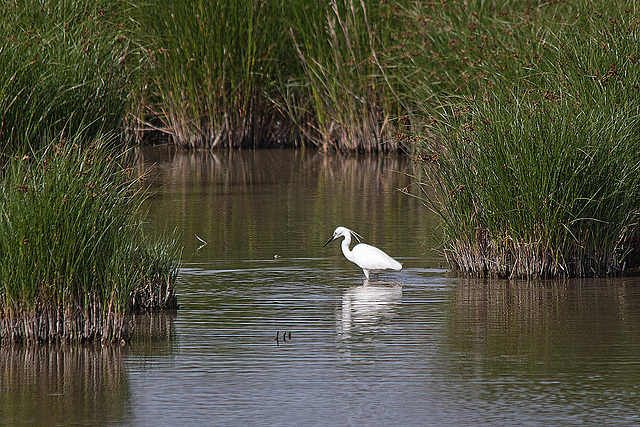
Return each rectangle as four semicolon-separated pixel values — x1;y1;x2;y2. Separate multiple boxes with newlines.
0;135;180;343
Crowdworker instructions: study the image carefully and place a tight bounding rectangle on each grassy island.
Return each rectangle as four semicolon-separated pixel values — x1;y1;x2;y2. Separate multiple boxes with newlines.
0;137;180;343
406;1;640;277
0;0;179;343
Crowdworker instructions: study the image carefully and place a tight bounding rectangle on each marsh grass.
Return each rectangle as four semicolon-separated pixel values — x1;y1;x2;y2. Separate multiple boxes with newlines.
0;135;180;343
139;0;406;151
421;97;640;277
282;0;402;151
141;0;292;148
408;1;640;277
0;0;144;152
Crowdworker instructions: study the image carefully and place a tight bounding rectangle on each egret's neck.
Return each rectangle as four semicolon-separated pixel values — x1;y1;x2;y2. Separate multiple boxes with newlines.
340;234;356;263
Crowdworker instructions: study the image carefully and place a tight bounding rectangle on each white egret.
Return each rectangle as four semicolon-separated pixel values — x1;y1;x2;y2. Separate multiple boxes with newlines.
323;226;402;279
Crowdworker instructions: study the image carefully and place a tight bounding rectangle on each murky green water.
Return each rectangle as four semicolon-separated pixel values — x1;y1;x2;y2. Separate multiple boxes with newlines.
2;148;640;426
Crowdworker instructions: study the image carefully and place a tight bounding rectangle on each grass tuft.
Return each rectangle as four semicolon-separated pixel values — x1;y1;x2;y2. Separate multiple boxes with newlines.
140;0;292;148
0;134;180;343
0;0;145;152
409;1;640;277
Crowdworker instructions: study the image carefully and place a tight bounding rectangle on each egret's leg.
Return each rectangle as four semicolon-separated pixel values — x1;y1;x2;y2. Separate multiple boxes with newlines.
363;269;370;280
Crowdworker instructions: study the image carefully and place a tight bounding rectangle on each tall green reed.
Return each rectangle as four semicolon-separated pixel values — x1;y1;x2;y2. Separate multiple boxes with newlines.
140;0;406;151
0;0;144;152
421;95;640;278
408;1;640;277
142;0;292;148
0;134;180;343
284;0;402;151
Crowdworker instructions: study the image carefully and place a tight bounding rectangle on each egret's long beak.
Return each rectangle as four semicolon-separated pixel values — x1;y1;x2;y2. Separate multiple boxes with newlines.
323;235;335;248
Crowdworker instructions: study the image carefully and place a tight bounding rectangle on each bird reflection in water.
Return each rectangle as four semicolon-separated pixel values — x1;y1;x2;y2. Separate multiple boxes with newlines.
337;280;402;341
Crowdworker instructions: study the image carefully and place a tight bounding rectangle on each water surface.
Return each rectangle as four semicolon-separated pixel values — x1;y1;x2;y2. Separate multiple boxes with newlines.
2;148;640;426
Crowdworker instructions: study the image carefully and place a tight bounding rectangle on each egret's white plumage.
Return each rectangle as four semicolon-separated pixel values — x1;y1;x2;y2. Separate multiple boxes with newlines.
323;226;402;279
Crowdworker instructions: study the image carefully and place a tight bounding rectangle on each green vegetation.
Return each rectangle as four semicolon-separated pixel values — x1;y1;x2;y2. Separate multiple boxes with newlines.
140;0;291;148
0;0;144;152
138;0;404;151
1;0;639;303
405;1;640;277
282;0;402;151
0;0;179;343
0;136;180;343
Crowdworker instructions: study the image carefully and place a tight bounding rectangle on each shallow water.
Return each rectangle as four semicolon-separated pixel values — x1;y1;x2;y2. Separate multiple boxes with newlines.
2;148;640;426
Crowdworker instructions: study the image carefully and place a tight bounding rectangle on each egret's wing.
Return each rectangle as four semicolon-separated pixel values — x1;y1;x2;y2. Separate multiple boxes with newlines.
352;243;402;271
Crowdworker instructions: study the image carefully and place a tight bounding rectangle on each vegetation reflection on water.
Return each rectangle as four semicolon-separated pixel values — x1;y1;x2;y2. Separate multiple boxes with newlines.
2;148;640;425
134;147;439;266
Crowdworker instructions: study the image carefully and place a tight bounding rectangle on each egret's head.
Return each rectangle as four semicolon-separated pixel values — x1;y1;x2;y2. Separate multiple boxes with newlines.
323;226;361;247
333;226;350;237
